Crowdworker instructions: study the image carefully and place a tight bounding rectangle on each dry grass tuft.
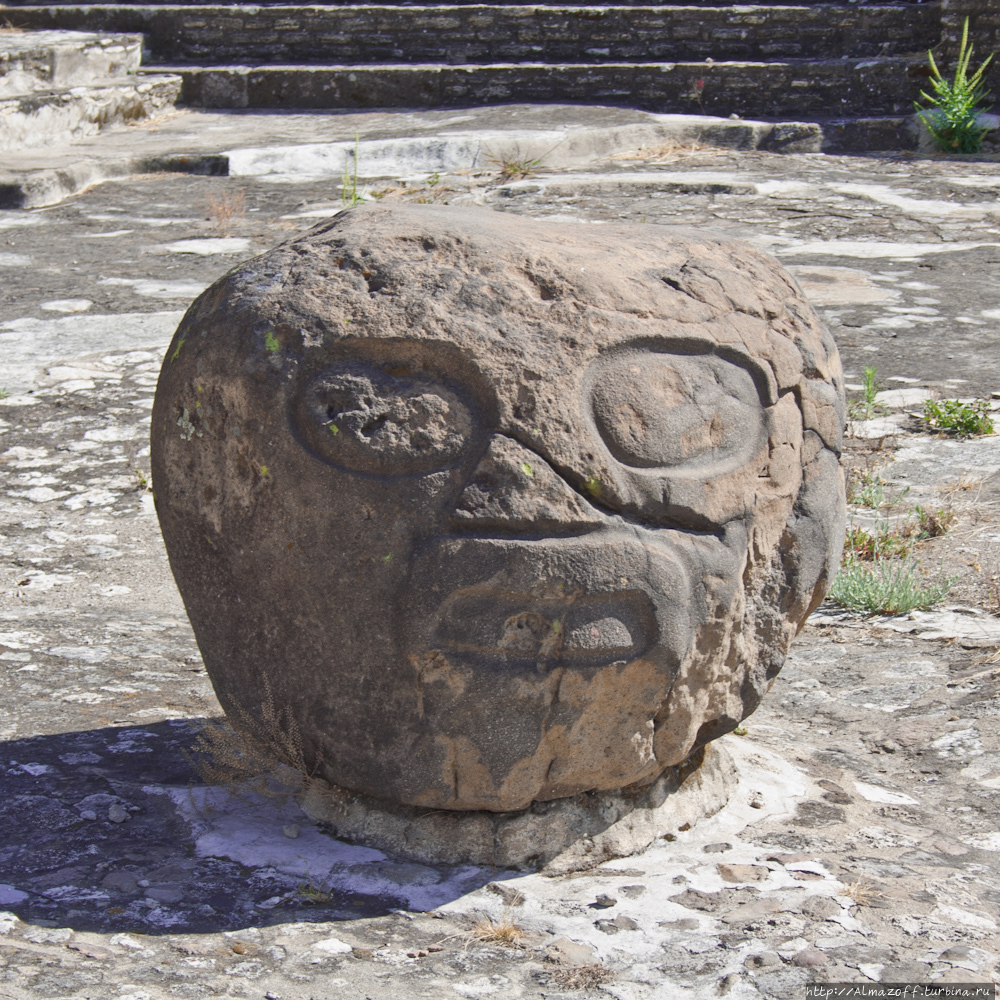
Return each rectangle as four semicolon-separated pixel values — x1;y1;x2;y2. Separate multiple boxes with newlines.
610;140;728;164
466;911;524;948
843;880;884;906
186;677;323;801
203;188;247;236
550;965;616;990
940;474;988;500
988;576;1000;617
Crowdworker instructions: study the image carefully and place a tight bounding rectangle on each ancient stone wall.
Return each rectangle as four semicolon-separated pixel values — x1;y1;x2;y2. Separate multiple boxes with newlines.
177;59;921;116
9;4;941;65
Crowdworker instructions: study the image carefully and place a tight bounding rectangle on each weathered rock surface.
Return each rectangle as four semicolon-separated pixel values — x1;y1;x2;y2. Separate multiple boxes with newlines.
300;742;736;870
151;203;845;812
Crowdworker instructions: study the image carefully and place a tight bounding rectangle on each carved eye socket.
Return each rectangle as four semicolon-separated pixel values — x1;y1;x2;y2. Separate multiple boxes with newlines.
295;363;474;476
590;351;764;472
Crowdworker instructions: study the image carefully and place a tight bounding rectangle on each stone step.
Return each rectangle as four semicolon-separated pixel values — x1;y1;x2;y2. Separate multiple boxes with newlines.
4;5;941;64
0;74;182;153
0;0;937;7
157;57;925;117
0;29;142;92
0;104;921;210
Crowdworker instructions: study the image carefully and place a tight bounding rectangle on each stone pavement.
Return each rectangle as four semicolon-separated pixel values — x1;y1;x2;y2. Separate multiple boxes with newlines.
2;105;1000;999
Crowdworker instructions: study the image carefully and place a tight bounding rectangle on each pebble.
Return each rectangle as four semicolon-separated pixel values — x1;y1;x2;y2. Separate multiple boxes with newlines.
721;898;781;925
800;896;842;920
931;839;968;856
619;884;645;898
940;945;971;960
793;947;829;967
107;803;128;824
486;881;526;906
745;951;782;969
718;863;769;883
312;937;352;955
595;914;639;933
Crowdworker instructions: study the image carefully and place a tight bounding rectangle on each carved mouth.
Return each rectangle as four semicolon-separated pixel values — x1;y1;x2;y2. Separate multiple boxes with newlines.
434;588;659;665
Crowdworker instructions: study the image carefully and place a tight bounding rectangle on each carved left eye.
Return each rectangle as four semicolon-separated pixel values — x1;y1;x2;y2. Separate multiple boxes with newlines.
294;362;474;476
589;351;764;472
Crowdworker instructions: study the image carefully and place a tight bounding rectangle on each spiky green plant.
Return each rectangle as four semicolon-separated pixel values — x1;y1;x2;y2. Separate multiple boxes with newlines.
830;556;954;615
916;17;994;154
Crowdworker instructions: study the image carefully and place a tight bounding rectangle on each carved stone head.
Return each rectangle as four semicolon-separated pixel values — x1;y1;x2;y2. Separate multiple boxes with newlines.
152;204;845;812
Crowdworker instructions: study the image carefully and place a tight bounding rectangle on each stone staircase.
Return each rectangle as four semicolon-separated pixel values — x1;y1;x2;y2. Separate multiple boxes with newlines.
0;28;180;153
1;2;952;151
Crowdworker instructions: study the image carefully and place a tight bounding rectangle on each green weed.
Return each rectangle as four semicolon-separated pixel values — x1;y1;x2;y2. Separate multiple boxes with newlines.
847;366;887;421
915;505;956;538
0;388;9;400
342;133;365;208
488;150;544;183
686;78;705;112
923;397;995;437
844;522;913;561
296;880;332;905
844;507;954;561
830;556;954;615
847;469;887;509
916;17;994;154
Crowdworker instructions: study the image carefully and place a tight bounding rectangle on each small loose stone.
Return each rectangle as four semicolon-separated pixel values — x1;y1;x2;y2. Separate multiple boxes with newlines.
717;863;768;883
745;952;782;969
619;884;646;898
793;948;829;967
940;945;971;961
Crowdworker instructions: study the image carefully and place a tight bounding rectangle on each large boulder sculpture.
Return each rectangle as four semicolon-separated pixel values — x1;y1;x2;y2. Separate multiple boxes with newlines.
152;204;845;831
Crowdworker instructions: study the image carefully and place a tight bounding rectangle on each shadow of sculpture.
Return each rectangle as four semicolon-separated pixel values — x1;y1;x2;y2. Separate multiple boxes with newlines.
0;720;508;935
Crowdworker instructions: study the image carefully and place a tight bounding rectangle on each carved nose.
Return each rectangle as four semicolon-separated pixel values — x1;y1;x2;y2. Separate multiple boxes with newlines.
450;435;604;533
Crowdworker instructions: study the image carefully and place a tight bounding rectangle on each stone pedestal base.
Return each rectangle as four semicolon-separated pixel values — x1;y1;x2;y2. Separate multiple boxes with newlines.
299;743;737;871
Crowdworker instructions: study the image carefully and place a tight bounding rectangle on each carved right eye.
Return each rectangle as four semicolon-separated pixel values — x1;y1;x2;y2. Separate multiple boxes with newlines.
294;363;474;476
589;350;764;474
